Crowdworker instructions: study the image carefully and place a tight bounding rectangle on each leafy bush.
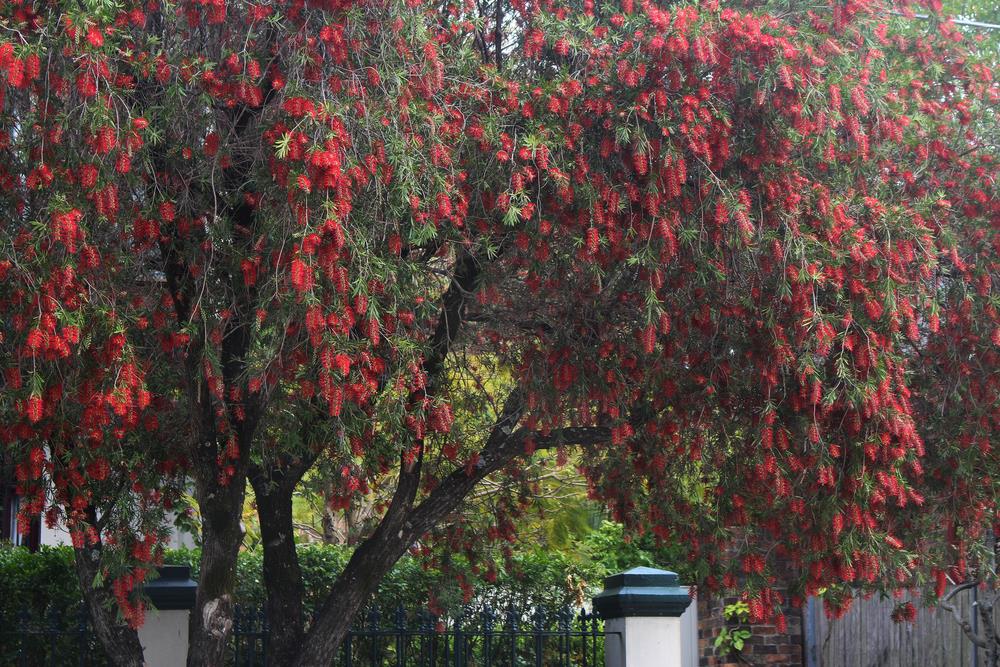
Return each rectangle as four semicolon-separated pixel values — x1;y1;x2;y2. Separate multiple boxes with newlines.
0;522;675;622
0;545;82;621
0;546;99;666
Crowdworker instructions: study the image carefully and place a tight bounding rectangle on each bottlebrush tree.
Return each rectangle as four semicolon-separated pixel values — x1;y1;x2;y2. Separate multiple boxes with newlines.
0;0;997;665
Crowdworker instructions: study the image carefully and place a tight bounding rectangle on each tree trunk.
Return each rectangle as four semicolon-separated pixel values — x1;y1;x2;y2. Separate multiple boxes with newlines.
73;542;145;667
979;592;998;667
292;515;418;666
186;471;247;667
252;474;306;666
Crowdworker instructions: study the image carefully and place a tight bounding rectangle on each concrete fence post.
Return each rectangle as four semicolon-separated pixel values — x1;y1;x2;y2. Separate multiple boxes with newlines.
138;565;197;667
593;566;693;667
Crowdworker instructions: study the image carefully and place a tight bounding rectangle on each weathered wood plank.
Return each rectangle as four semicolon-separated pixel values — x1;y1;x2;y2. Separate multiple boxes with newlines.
809;587;985;667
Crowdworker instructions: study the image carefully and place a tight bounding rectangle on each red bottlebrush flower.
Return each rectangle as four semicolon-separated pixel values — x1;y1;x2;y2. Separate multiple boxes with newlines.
891;602;916;623
296;174;311;193
159;202;175;222
639;324;656;354
435;193;452;219
585;227;600;255
115;153;131;174
86;26;104;48
775;614;787;633
632;149;648;176
76;72;98;98
777;64;793;89
808;422;820;444
864;300;884;321
324;219;346;250
353;294;368;314
364;317;380;346
79;164;98;189
429;403;454;433
747;598;765;623
96;126;117;154
327;385;343;416
86;458;110;481
0;43;12;70
7;58;24;88
832;512;844;538
204;132;220;157
4;367;21;389
934;570;947;598
850;85;870;116
25;328;44;350
388;233;402;256
240;259;258;287
26;394;43;422
289;258;313;293
333;353;351;377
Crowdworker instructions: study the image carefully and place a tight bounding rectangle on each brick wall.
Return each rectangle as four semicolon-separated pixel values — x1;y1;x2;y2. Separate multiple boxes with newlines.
697;591;805;666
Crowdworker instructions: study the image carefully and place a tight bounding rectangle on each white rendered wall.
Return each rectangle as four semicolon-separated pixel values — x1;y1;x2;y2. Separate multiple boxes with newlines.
138;609;189;667
604;608;697;667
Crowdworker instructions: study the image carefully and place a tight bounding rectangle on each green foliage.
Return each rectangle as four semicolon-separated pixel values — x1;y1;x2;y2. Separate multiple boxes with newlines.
0;546;108;666
0;546;82;622
713;601;752;655
2;526;673;621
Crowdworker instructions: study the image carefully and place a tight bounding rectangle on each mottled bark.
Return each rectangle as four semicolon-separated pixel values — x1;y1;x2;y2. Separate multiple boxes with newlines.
185;467;247;667
73;537;145;667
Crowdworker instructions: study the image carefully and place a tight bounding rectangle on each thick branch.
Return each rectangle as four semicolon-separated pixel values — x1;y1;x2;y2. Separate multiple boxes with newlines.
293;387;610;666
940;582;989;649
423;249;482;386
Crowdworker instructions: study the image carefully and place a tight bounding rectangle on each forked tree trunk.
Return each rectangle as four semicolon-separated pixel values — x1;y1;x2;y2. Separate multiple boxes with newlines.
73;541;145;667
186;470;247;667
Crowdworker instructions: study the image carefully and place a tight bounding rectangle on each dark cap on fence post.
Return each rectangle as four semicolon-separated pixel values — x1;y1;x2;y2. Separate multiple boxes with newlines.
138;565;197;667
144;565;197;610
593;566;691;619
593;567;693;667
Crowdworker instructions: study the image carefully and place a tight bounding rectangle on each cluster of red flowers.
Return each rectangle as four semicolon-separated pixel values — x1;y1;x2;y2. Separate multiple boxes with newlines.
0;0;995;636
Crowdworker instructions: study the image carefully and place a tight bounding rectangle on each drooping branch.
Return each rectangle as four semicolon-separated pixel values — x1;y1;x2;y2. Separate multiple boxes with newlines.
940;582;989;650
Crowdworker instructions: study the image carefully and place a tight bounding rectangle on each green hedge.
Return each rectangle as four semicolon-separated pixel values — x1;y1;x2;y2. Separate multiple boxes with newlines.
161;543;595;617
0;521;680;623
0;545;82;621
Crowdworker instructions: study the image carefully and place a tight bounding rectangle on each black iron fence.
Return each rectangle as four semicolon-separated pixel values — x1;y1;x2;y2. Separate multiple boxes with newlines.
233;605;604;667
0;604;604;667
1;607;111;667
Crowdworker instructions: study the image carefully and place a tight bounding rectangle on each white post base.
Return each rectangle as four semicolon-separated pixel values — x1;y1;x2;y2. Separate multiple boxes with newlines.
604;616;684;667
138;609;190;667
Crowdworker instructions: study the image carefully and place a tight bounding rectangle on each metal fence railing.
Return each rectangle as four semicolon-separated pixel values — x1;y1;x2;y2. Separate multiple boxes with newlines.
232;605;605;667
1;607;111;667
0;604;604;667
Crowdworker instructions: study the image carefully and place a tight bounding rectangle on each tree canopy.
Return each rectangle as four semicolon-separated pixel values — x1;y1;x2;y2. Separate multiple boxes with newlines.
0;0;996;664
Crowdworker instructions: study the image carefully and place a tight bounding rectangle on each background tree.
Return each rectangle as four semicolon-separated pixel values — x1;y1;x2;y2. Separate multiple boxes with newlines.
0;0;997;666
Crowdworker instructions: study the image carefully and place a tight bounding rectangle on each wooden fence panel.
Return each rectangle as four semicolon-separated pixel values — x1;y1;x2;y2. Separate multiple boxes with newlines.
807;588;992;667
